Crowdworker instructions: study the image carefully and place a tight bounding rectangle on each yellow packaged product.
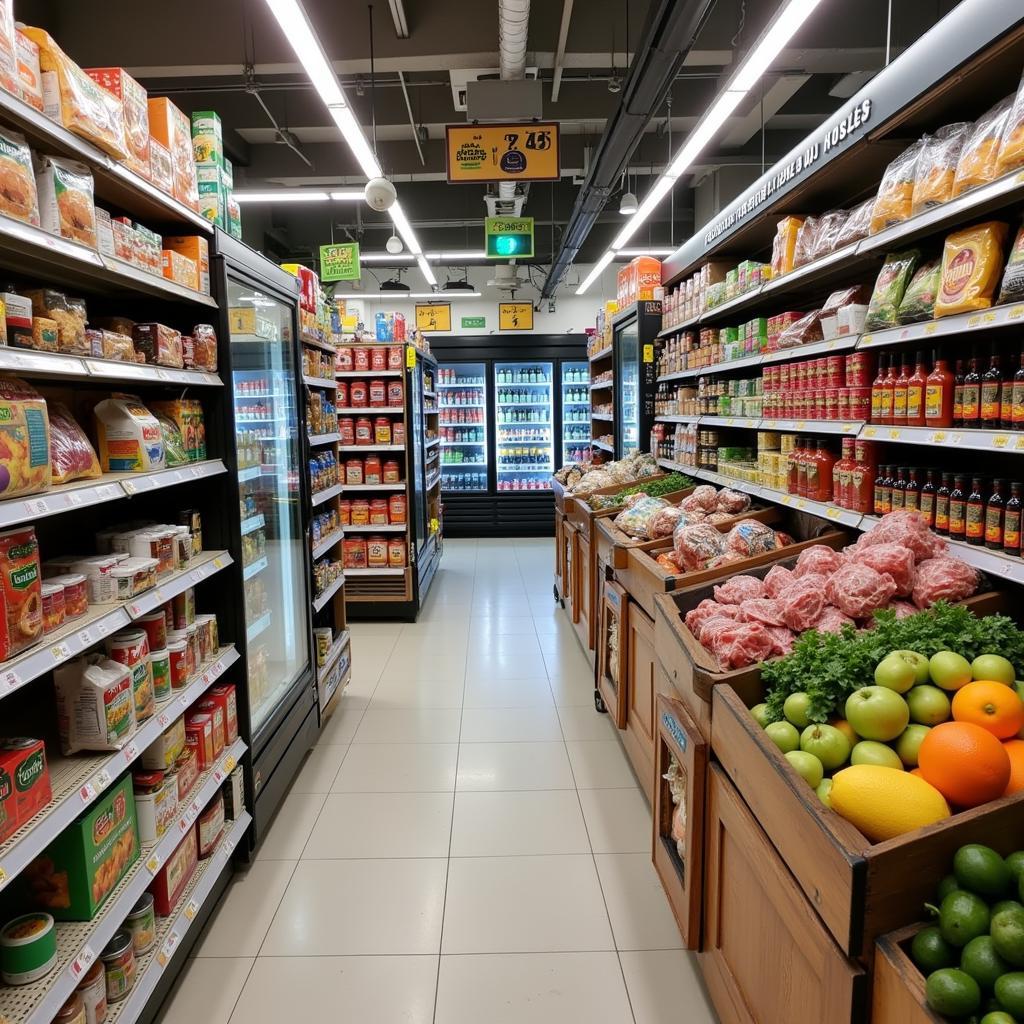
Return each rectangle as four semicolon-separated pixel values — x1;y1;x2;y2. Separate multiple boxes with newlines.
952;97;1014;197
996;70;1024;178
15;29;43;113
0;1;18;97
911;123;971;215
0;376;51;498
933;221;1009;319
870;139;924;234
770;216;803;277
21;27;127;161
94;395;166;472
35;155;96;248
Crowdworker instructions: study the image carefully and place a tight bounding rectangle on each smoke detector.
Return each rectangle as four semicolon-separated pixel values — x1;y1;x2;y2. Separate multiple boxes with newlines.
487;265;526;292
364;177;397;212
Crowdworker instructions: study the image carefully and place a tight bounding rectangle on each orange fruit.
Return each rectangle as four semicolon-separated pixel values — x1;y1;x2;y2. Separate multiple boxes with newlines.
952;681;1024;739
918;721;1011;808
1004;739;1024;795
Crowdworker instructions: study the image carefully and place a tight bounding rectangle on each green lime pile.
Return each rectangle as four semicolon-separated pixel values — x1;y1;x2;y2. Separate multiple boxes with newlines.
913;844;1024;1021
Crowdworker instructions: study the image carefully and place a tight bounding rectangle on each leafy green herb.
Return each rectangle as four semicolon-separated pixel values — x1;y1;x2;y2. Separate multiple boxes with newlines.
762;602;1024;724
586;472;694;510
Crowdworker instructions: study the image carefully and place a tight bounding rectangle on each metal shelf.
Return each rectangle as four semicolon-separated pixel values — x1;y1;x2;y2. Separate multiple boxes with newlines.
588;346;613;362
317;630;351;682
240;514;265;536
311;482;343;506
654;415;701;424
237;466;261;483
335;406;404;414
300;333;338;354
124;551;233;620
313;574;346;612
312;530;344;560
761;334;860;363
337;444;405;452
440;403;487;410
425;437;440;449
858;302;1024;350
343;483;405;491
337;369;403;379
242;555;268;582
345;567;406;576
303;375;338;389
343;523;407;533
307;432;341;447
0;348;222;386
859;423;1024;453
592;440;614;453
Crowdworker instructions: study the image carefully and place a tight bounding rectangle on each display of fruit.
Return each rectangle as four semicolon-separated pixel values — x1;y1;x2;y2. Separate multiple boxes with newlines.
829;764;949;840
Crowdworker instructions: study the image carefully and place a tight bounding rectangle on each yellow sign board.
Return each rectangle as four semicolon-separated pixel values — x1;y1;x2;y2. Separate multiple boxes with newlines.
499;302;533;331
446;122;560;183
415;303;451;332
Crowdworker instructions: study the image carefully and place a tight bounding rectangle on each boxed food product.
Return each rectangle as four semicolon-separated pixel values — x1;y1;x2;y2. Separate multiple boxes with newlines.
771;216;803;277
23;28;127;160
141;716;185;771
161;249;198;292
86;329;135;362
150;825;196;916
0;738;51;840
110;557;158;601
132;323;183;368
48;402;100;484
998;223;1024;305
190;110;222;166
196;791;224;859
24;775;139;920
223;766;244;821
147;137;172;194
54;656;134;754
163;236;209;294
0;126;39;226
934;221;1008;318
133;223;162;274
147;97;198;211
228;194;242;240
94;396;165;472
35;156;97;248
0;2;18;96
93;206;113;255
83;68;149;176
172;746;198;803
12;316;58;353
196;166;225;228
184;712;214;770
15;29;43;113
0;525;42;660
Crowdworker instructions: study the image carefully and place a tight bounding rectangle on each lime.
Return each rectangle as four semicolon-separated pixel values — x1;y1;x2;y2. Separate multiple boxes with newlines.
940;890;992;948
995;973;1024;1018
962;935;1011;991
980;1011;1017;1024
993;900;1024;918
955;844;1012;899
1006;851;1024;886
926;968;981;1017
912;926;957;974
937;874;961;901
991;908;1024;967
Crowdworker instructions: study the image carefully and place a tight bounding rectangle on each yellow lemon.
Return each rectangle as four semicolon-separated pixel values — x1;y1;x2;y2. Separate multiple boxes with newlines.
829;764;950;841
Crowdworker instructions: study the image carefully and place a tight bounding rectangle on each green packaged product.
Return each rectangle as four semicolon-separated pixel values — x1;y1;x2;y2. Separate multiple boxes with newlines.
897;258;942;324
155;413;187;467
865;249;921;331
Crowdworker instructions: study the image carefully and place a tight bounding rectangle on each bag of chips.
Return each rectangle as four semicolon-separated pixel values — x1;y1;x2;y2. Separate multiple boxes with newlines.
953;97;1014;197
912;123;972;215
865;250;921;331
871;140;924;234
996;70;1024;178
897;259;942;324
997;224;1024;305
811;209;849;261
48;402;100;484
834;197;873;249
793;216;820;268
934;221;1008;318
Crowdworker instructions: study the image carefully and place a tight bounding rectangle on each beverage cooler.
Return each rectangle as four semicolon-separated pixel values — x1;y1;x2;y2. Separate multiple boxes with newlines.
613;299;662;458
431;335;587;536
212;231;317;851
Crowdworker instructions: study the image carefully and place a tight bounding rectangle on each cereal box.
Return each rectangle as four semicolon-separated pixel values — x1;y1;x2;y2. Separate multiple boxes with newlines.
191;110;222;167
148;97;198;211
163;236;209;294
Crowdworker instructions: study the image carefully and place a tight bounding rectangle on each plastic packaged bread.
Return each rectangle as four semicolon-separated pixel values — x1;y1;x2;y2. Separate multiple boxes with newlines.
771;216;803;277
810;209;849;261
0;126;39;226
48;402;100;484
996;70;1024;178
792;216;819;268
934;221;1009;318
870;139;924;233
35;156;97;248
0;377;50;498
94;395;166;472
911;124;971;215
83;68;149;176
22;27;128;160
952;97;1014;197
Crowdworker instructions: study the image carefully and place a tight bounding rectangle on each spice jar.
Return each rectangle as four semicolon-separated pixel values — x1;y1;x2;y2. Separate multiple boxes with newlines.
101;931;135;1003
374;416;391;444
54;993;85;1024
41;583;65;634
383;459;401;484
364;456;382;484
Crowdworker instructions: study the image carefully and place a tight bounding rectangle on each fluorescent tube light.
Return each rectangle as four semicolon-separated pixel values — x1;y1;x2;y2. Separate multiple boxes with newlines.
333;291;482;299
730;0;826;93
417;255;438;287
263;0;345;108
328;104;383;179
576;251;615;296
617;248;675;257
426;252;488;260
359;253;417;263
234;191;331;203
329;190;368;201
389;201;422;255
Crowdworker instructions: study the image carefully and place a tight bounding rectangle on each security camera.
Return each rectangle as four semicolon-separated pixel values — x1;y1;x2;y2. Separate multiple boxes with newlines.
364;177;397;212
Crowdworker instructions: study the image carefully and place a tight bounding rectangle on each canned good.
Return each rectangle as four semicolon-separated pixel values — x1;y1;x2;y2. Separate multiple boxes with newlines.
353;347;370;371
0;912;57;985
370;346;387;370
54;993;86;1024
387;345;403;369
149;649;171;702
137;611;167;652
167;639;189;689
125;893;156;955
849;385;872;420
336;347;354;371
172;588;195;630
47;573;89;619
824;388;839;421
41;583;65;634
845;351;874;388
75;959;107;1024
100;931;135;1003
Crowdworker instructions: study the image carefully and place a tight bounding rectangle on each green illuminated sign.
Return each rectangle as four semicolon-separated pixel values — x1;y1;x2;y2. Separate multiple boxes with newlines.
485;216;534;259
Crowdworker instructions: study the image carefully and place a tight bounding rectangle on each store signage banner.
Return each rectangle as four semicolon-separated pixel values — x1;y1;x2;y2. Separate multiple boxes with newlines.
499;302;533;330
485;216;535;259
416;303;451;332
319;242;360;281
461;316;486;329
446;122;560;183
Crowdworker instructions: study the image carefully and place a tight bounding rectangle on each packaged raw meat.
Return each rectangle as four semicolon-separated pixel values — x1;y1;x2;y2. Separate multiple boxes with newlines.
713;575;767;605
888;600;919;620
934;221;1008;318
699;615;741;648
737;598;785;627
856;510;947;562
706;551;748;569
871;140;925;233
998;224;1024;305
684;598;737;634
763;564;795;598
826;564;897;620
723;519;778;557
778;578;827;632
855;542;916;596
865;250;921;331
912;124;972;214
812;606;855;635
612;495;668;538
953;96;1014;197
911;556;980;608
680;485;718;513
655;552;682;572
709;621;776;670
706;511;736;525
897;258;942;324
834;198;873;249
673;522;725;570
716;488;751;514
646;506;688;540
48;402;100;484
793;545;843;579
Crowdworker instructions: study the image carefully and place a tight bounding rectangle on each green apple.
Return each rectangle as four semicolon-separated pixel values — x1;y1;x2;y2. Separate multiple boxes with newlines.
785;750;824;788
816;778;833;808
929;650;973;691
895;724;932;767
845;686;910;741
851;740;903;770
907;685;952;726
972;655;1016;686
893;650;931;685
750;703;771;728
800;724;851;771
783;692;813;728
874;652;917;693
765;721;800;754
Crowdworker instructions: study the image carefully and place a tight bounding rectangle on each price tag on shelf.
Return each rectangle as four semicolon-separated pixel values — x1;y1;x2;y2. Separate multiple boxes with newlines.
220;838;235;861
0;669;19;694
223;754;237;775
158;711;171;728
123;741;139;764
0;866;7;889
178;693;189;709
77;628;93;647
79;781;96;804
68;490;84;506
982;311;997;324
92;768;112;792
50;641;71;661
967;315;982;329
70;945;96;979
25;497;49;516
795;420;806;430
930;431;947;444
826;507;842;520
862;426;878;438
123;479;137;495
213;557;224;569
156;368;171;381
158;932;178;967
184;899;198;921
406;345;416;369
888;429;902;441
1010;305;1024;320
861;334;874;345
146;853;161;874
923;322;938;335
1016;436;1024;450
993;435;1010;449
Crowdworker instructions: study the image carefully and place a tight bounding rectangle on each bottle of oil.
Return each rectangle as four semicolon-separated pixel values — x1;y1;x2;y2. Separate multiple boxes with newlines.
965;476;986;547
986;479;1005;551
948;474;967;542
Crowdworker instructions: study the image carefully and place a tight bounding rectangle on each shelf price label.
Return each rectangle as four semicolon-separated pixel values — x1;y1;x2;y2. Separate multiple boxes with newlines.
826;507;842;520
146;853;161;874
993;435;1011;449
1010;305;1024;320
123;741;139;764
0;866;7;889
70;945;96;979
50;641;71;661
92;768;112;792
184;899;198;921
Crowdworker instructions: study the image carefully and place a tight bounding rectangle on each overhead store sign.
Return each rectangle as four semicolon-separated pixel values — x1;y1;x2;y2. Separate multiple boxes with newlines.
446;122;560;183
485;216;534;259
415;303;451;332
461;316;486;329
319;242;360;281
499;302;533;330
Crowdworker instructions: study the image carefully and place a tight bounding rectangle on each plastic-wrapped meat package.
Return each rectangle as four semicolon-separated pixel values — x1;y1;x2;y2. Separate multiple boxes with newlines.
646;506;688;540
699;615;742;648
612;495;669;538
706;551;748;569
793;544;843;579
705;510;735;525
684;598;736;634
737;598;785;627
656;553;682;572
716;488;751;514
763;564;795;598
812;606;855;635
778;578;827;631
775;309;824;349
854;543;917;596
765;625;796;657
681;484;719;513
826;564;897;620
855;511;946;562
912;556;980;609
723;520;778;557
709;622;776;670
811;209;849;261
673;522;725;571
713;574;767;605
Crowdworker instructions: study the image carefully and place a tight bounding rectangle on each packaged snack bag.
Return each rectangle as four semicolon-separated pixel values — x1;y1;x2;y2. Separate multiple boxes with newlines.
934;221;1008;318
0;126;39;226
953;97;1014;197
48;403;100;484
897;259;942;324
911;123;971;215
792;216;819;268
834;197;873;249
998;223;1024;305
870;139;924;233
0;1;19;97
864;250;921;331
0;376;50;497
771;216;803;277
35;156;96;248
997;69;1024;178
810;209;849;261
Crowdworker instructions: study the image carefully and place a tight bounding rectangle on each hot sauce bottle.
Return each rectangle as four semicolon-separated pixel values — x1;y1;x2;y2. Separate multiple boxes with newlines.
874;464;893;516
948;474;967;542
892;357;911;427
934;472;953;536
906;351;928;427
890;466;907;511
852;440;876;515
961;355;982;427
872;354;891;425
904;466;922;514
788;436;803;495
965;476;986;546
1002;350;1021;430
811;441;836;501
925;353;955;428
1013;350;1024;430
834;437;856;509
953;358;966;427
919;468;937;528
1004;482;1022;557
981;352;1004;430
986;478;1005;550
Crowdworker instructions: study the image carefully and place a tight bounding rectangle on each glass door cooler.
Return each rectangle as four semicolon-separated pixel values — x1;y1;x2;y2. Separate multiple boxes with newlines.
495;360;554;492
561;360;591;465
613;300;662;460
439;361;488;493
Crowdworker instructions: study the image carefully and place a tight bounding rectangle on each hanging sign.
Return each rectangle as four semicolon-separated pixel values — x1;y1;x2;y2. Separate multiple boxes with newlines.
461;316;486;329
446;122;560;183
499;302;533;331
415;303;451;332
319;242;360;281
485;216;534;259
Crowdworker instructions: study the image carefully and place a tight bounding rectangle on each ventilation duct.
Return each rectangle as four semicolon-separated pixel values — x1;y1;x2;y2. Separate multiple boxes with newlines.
497;0;530;201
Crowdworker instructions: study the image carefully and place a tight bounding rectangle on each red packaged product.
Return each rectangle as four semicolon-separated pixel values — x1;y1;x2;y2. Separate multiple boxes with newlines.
184;713;215;770
711;575;766;605
336;382;348;407
336;347;354;371
387;345;404;369
354;348;370;371
370;347;387;371
369;380;386;407
736;598;785;627
778;578;827;631
0;738;50;842
349;381;368;407
151;826;198;916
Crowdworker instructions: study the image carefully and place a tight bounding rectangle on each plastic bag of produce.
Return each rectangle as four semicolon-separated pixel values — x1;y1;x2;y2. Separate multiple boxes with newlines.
864;250;921;331
953;96;1014;196
716;488;750;514
998;224;1024;305
646;505;688;540
612;495;668;538
48;402;100;484
896;258;942;324
871;140;925;233
934;221;1009;318
672;521;725;571
912;123;972;214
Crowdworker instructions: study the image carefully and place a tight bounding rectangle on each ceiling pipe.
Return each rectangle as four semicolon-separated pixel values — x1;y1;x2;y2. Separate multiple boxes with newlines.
497;0;530;202
551;0;575;102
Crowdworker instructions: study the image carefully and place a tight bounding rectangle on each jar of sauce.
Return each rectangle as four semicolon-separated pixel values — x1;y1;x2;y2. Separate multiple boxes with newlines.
392;421;406;446
349;380;368;407
354;347;370;371
355;417;372;444
374;417;392;444
389;493;407;523
369;379;386;407
351;499;370;526
345;458;364;485
369;498;389;524
339;417;355;444
364;456;382;484
383;459;401;484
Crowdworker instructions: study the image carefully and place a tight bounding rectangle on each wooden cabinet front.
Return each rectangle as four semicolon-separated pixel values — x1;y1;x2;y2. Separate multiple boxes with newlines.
597;580;629;727
873;927;941;1024
701;765;866;1024
622;600;658;802
572;528;593;652
555;511;567;602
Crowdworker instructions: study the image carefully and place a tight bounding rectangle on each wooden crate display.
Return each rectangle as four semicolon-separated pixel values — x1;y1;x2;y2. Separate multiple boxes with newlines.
872;926;943;1024
653;692;707;950
597;580;629;727
571;525;594;657
592;485;696;570
622;599;660;801
555;509;568;603
700;764;867;1024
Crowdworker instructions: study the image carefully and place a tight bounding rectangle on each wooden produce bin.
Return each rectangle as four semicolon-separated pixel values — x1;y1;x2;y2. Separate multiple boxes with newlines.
872;926;941;1024
591;485;696;572
553;478;569;603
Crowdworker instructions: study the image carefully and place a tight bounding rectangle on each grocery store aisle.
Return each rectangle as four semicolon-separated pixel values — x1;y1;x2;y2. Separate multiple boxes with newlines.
157;539;717;1024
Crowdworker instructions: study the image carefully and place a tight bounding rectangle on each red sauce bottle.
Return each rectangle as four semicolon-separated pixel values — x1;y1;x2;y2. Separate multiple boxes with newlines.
834;437;855;509
925;353;955;428
961;356;981;427
810;441;836;501
1012;351;1024;430
787;435;802;494
874;464;893;516
871;354;891;425
1004;482;1022;556
986;479;1005;550
892;357;911;427
853;440;876;514
906;351;928;427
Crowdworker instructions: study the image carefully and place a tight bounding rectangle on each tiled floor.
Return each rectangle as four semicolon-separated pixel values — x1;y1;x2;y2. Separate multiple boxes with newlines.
157;539;718;1024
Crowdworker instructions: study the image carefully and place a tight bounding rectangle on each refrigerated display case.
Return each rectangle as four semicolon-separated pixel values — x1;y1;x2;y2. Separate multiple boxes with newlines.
495;360;554;491
562;360;591;465
439;361;488;492
613;300;662;459
213;231;317;849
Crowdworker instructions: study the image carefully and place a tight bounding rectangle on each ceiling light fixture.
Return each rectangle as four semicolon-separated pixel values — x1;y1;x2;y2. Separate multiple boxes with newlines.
618;190;638;215
233;191;331;203
360;252;416;263
416;255;438;287
333;290;483;299
385;234;404;254
616;247;674;257
576;251;616;296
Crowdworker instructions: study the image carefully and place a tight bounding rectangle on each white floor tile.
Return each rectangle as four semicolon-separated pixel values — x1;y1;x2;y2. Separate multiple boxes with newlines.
442;855;614;953
290;743;349;794
319;702;366;745
467;615;538;636
619;950;718;1024
353;707;462;743
303;792;453;859
450;790;590;856
435;953;634;1024
557;704;619;741
566;740;640;789
254;793;326;861
158;957;253;1024
370;673;465;709
459;707;563;742
463;676;554;709
262;859;447;955
594;854;685;951
578;788;652;854
456;741;574;791
332;742;459;792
